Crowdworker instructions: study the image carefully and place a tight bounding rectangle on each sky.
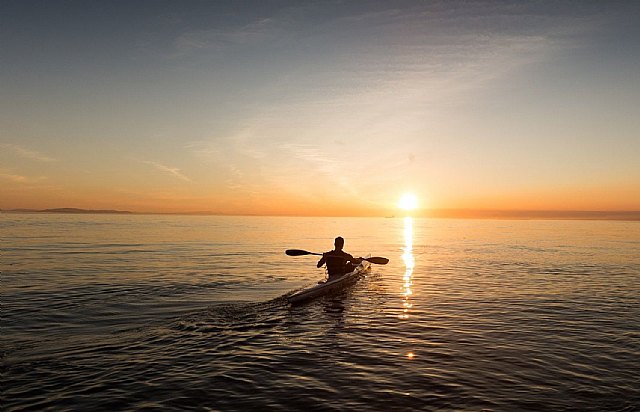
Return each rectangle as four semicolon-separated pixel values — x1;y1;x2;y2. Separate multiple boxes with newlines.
1;0;639;216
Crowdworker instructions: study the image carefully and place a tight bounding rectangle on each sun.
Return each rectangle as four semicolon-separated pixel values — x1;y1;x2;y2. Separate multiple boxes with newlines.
398;193;418;211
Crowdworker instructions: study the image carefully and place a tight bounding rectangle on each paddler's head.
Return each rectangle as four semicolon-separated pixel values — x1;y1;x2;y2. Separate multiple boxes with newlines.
334;236;344;251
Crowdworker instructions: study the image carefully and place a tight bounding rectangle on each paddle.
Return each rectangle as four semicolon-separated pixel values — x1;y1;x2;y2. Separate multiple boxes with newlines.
285;249;389;265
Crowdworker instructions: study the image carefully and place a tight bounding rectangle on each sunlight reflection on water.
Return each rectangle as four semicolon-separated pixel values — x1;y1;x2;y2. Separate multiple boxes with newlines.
400;217;415;321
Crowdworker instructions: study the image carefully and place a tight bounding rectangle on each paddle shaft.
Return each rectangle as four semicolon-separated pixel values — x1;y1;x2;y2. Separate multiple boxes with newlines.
285;249;388;265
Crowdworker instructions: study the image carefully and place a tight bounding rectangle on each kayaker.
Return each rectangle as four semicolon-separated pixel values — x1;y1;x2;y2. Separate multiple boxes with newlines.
317;237;362;278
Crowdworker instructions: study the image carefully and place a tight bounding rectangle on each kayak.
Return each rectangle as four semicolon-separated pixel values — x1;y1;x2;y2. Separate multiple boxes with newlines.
288;258;371;305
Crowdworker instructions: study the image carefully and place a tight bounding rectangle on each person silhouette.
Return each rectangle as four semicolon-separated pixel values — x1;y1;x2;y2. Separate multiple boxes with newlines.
316;236;362;279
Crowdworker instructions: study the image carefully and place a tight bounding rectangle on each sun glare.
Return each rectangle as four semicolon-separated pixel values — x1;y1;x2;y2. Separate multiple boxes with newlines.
398;193;418;211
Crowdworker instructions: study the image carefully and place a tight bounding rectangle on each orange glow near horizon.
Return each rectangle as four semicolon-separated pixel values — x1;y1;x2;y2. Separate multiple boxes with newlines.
2;187;640;218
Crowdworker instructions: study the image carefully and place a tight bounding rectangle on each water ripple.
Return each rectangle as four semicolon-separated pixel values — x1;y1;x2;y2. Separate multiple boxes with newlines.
2;215;639;411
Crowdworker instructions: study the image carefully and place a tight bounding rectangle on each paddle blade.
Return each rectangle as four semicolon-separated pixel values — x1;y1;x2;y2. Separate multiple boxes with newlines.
285;249;312;256
364;256;389;265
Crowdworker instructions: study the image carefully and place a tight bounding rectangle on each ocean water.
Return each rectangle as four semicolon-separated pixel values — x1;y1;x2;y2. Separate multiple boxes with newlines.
1;213;639;411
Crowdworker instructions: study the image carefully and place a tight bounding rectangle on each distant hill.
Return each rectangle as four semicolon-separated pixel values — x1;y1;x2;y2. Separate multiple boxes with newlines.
41;208;133;214
1;208;132;214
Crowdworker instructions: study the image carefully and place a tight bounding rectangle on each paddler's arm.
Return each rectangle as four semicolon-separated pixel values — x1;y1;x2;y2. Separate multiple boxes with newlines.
347;253;362;264
317;253;327;268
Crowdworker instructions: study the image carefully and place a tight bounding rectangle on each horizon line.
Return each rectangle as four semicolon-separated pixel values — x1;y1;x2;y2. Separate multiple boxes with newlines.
2;207;640;221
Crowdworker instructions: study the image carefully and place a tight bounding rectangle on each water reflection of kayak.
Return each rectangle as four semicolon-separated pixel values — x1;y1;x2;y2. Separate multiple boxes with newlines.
288;259;371;305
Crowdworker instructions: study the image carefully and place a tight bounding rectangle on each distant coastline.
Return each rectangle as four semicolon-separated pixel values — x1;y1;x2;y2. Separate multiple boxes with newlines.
1;208;133;215
1;207;639;220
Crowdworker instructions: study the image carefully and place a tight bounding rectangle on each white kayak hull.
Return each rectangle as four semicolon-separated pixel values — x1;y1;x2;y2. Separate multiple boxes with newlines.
288;260;371;305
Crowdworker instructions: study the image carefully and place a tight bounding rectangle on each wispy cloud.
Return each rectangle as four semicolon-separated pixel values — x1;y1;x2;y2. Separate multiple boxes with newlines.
281;143;339;175
279;142;358;197
142;160;192;182
186;128;266;161
173;17;283;54
0;170;47;184
185;129;270;193
184;141;219;158
1;143;57;162
230;128;267;160
0;172;29;183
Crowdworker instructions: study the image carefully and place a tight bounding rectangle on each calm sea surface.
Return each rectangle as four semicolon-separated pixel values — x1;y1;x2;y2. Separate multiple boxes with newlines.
1;214;639;411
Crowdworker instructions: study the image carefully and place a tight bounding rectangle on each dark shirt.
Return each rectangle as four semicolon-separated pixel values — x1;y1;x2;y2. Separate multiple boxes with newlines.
317;250;356;277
